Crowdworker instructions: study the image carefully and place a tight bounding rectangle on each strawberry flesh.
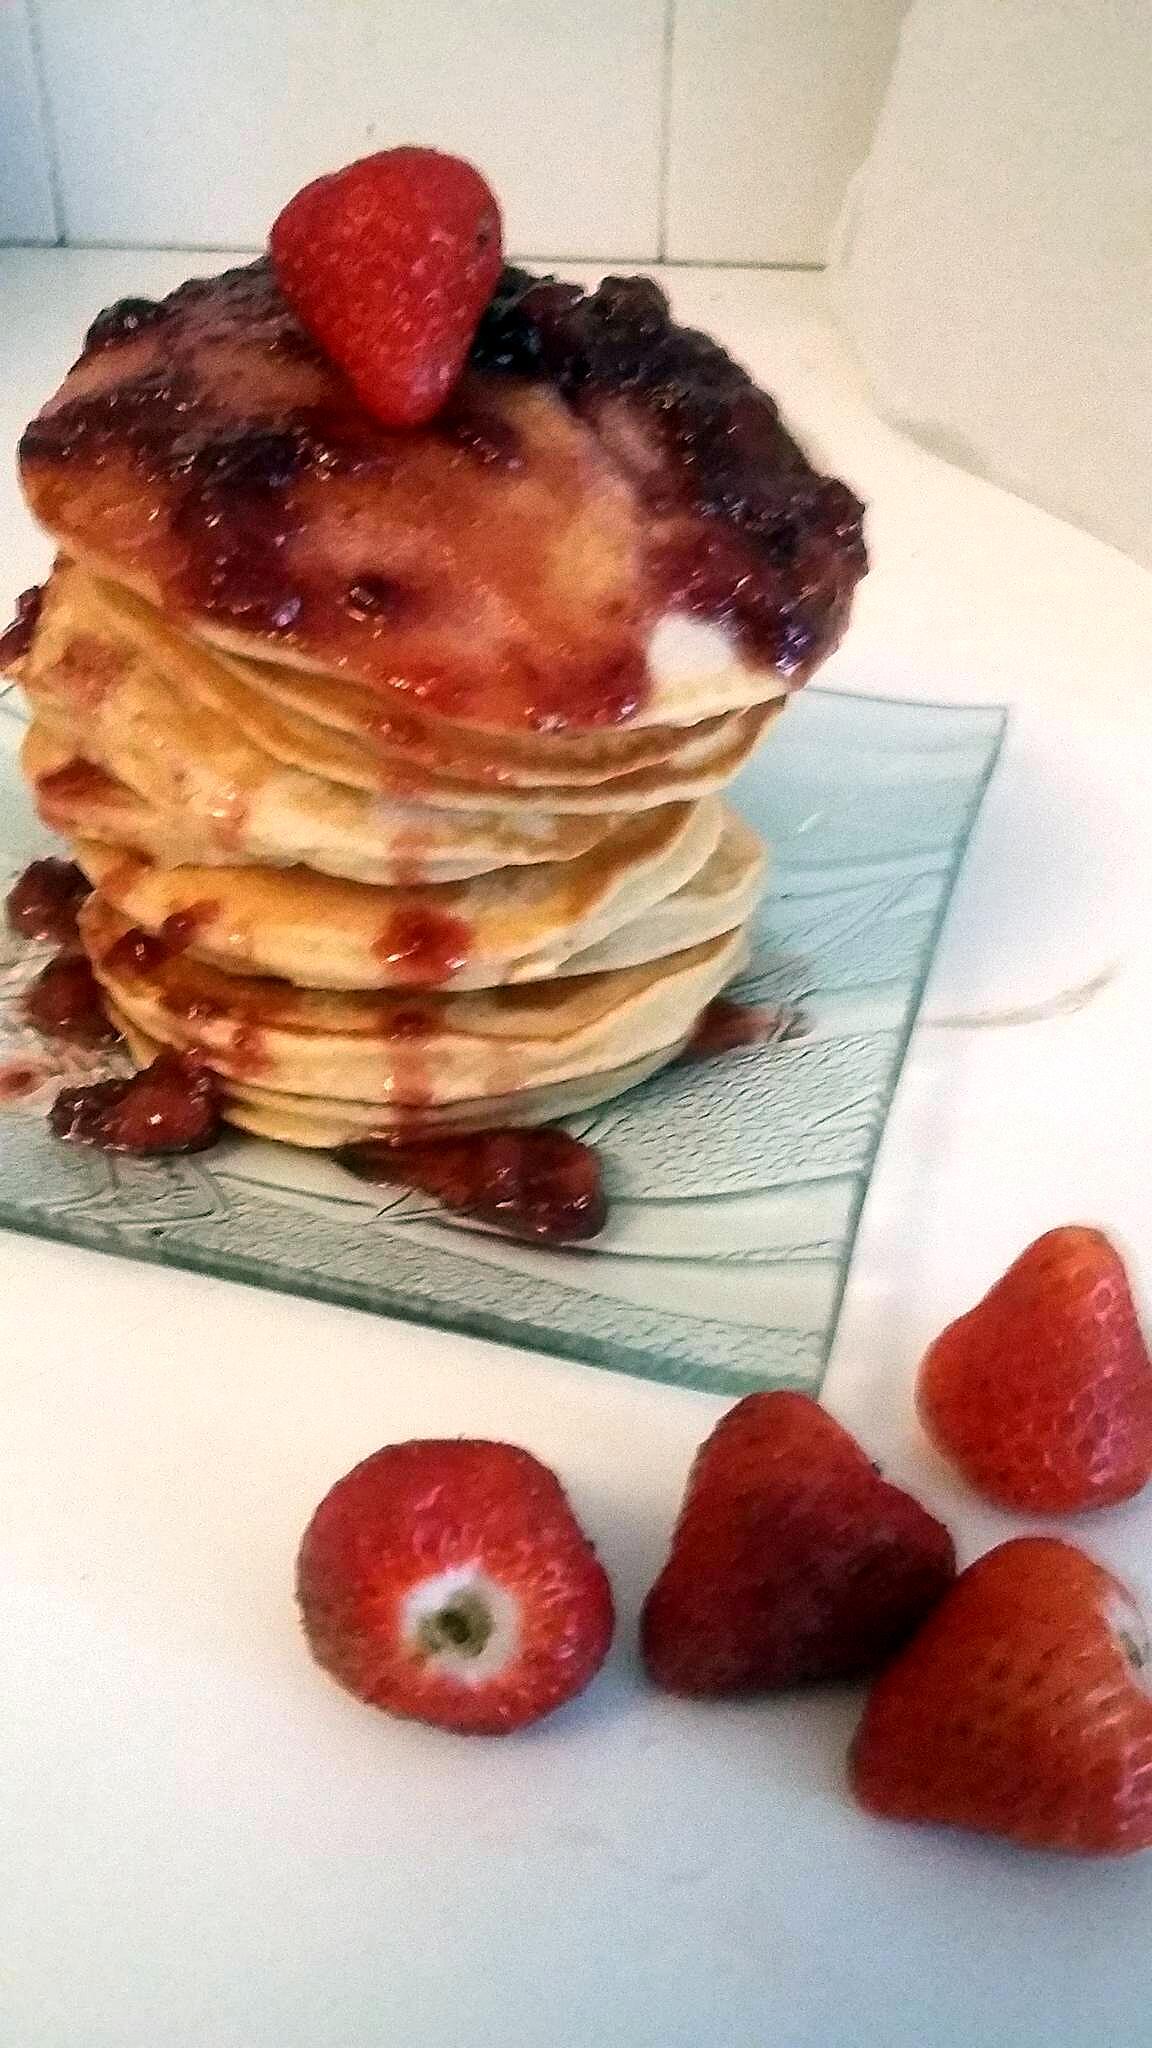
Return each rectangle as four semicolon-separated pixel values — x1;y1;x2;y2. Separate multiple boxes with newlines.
296;1438;614;1735
642;1392;956;1693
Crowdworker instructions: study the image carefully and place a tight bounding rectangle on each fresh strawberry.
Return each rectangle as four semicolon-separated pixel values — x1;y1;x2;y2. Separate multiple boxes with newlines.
296;1439;614;1735
640;1393;956;1693
917;1227;1152;1513
851;1536;1152;1854
270;147;503;428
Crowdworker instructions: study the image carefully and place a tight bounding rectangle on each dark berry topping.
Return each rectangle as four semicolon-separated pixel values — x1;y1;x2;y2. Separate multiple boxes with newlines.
338;1125;607;1244
83;296;172;352
470;265;866;674
0;584;45;668
344;575;417;622
23;952;120;1047
6;857;91;944
49;1050;222;1154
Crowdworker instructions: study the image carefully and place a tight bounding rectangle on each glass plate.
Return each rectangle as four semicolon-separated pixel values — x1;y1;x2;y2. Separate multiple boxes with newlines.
0;684;1004;1395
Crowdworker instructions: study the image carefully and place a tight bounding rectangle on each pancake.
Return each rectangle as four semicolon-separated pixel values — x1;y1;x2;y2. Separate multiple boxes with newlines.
22;721;191;859
19;260;864;735
23;578;627;883
9;250;859;1169
74;797;725;991
193;643;778;807
552;815;766;977
76;564;778;794
112;1006;678;1148
85;893;749;1109
30;564;780;814
245;657;750;788
22;720;293;871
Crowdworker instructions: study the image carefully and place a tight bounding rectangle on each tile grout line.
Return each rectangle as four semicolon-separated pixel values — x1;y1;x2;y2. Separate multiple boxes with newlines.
0;241;826;276
656;0;677;262
21;0;67;247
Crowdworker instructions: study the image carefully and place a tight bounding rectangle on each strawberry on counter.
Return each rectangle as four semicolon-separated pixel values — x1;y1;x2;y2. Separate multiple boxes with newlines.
851;1536;1152;1855
918;1227;1152;1513
641;1392;956;1694
296;1438;614;1735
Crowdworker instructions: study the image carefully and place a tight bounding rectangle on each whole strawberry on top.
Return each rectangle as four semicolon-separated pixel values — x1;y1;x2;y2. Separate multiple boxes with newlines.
270;145;503;428
296;1438;614;1735
918;1226;1152;1513
851;1536;1152;1856
641;1393;956;1694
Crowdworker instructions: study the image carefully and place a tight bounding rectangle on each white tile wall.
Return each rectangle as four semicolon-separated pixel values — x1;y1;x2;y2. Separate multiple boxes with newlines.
33;0;667;257
667;0;910;264
0;0;59;244
3;0;906;262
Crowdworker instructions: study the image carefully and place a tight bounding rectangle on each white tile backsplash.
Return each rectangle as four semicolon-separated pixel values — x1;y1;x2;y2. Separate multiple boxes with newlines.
356;1;667;260
4;0;906;262
0;0;59;244
667;0;910;263
33;0;666;257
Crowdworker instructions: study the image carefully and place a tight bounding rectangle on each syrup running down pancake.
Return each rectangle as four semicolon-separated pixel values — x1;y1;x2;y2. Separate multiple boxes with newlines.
8;211;866;1208
19;263;864;735
84;892;749;1142
73;805;758;993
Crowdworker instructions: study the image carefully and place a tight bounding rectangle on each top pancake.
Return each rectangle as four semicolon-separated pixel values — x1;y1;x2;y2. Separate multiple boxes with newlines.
18;261;866;735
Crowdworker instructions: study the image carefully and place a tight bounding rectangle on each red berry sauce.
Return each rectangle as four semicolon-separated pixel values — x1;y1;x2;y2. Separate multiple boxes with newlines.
682;997;806;1061
22;952;120;1047
19;259;865;731
338;1125;606;1245
6;857;92;945
0;1059;52;1103
49;1051;222;1154
372;904;473;986
0;584;45;668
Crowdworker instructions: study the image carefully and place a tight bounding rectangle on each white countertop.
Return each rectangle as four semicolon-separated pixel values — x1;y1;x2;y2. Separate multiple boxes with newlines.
4;250;1152;2048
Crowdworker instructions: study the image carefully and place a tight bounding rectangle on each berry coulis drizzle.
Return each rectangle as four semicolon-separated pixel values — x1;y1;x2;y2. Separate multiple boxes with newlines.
20;260;865;732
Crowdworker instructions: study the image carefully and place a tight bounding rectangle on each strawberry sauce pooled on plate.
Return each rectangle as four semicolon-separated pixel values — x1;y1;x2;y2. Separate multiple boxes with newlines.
22;952;120;1047
339;1126;607;1246
49;1050;222;1154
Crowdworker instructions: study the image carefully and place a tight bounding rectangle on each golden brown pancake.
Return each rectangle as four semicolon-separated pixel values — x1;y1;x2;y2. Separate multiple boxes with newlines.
29;564;781;816
112;1007;679;1148
8;258;867;1153
73;797;727;991
85;893;748;1113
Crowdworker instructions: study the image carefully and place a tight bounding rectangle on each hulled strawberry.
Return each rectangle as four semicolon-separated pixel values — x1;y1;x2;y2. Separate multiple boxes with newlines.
641;1393;956;1693
296;1438;614;1735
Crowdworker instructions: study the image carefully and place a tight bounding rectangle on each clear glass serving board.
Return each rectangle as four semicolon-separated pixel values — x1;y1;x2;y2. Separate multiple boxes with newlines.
0;683;1004;1395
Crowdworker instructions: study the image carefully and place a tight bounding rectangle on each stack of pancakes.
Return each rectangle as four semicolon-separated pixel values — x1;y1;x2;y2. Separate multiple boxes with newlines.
9;261;864;1149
